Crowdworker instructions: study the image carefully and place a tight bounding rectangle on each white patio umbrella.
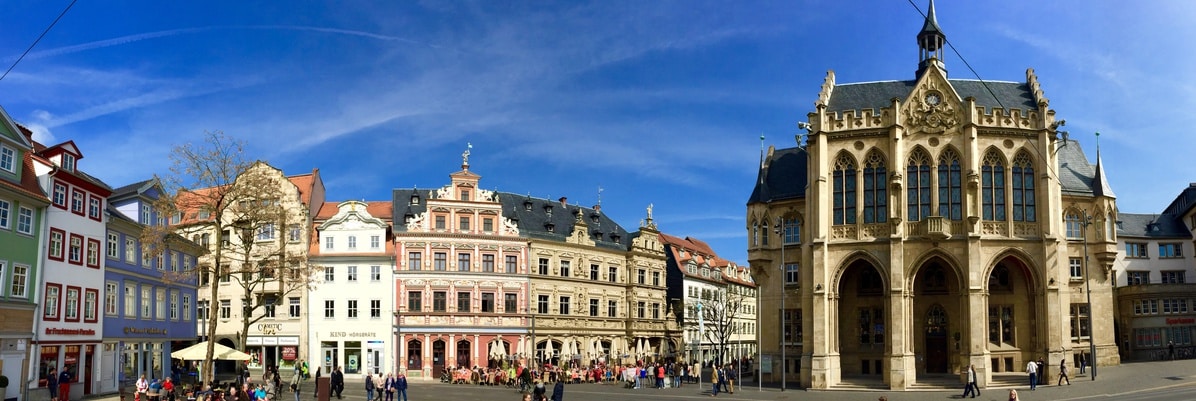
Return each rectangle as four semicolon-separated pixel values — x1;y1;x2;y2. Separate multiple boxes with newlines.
636;338;644;357
543;339;554;359
594;339;604;356
516;337;526;357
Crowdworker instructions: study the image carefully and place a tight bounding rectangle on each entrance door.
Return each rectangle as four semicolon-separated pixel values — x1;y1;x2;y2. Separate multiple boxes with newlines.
370;349;382;375
925;304;949;373
432;341;446;378
84;346;94;395
456;340;471;369
322;346;338;373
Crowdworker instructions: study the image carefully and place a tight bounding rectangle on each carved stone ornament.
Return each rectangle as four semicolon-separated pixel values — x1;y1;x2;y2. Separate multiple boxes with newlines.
905;90;960;134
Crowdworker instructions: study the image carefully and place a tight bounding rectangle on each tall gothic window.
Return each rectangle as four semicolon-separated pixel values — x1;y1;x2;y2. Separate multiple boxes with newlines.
1010;151;1036;222
981;150;1006;221
937;148;962;220
906;148;932;221
862;150;887;224
833;153;858;225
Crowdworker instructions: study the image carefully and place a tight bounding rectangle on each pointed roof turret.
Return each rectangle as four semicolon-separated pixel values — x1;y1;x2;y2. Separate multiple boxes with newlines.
917;0;947;78
1092;132;1116;198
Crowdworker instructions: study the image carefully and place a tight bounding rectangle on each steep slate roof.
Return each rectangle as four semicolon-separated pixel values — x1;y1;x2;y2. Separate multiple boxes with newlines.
826;80;1037;116
1117;213;1190;239
661;233;754;287
391;189;632;251
747;146;808;204
1056;141;1109;197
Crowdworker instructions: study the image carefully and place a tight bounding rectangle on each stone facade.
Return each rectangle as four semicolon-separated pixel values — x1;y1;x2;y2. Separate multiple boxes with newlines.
747;3;1118;390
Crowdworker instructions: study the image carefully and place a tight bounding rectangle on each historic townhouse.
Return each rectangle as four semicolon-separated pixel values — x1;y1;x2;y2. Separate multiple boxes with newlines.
186;163;324;373
0;118;48;401
103;179;201;387
308;200;394;376
1113;184;1196;361
747;2;1119;390
392;156;531;379
392;152;675;379
662;234;758;366
522;199;673;368
29;138;113;400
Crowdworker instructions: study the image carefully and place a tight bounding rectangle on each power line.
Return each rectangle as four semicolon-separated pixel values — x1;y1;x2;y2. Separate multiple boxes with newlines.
0;0;79;83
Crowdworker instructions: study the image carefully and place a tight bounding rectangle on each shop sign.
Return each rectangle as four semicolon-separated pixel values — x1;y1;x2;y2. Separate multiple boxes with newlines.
263;337;278;345
45;328;96;335
282;346;297;361
1166;317;1196;325
257;323;283;335
278;337;300;345
247;337;263;345
123;327;168;335
329;331;377;338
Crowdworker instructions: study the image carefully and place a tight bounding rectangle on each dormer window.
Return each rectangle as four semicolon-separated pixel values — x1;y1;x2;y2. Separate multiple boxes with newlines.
523;200;533;211
591;214;600;224
545;223;555;232
410;194;420;205
404;213;414;224
544;205;553;217
610;234;620;244
61;153;76;172
460;189;470;201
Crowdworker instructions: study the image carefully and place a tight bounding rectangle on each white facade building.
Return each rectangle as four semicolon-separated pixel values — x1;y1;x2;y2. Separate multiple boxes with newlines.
308;200;395;377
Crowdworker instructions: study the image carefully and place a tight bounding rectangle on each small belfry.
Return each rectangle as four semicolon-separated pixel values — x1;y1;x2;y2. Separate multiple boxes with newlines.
917;0;947;78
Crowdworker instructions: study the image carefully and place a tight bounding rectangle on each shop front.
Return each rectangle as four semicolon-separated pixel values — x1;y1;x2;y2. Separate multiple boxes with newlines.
312;330;389;376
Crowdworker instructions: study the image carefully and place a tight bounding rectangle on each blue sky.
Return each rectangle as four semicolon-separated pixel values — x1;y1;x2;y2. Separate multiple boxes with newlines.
2;1;1195;264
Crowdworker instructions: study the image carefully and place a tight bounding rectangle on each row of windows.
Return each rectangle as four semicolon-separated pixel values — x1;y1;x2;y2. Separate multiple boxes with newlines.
1134;326;1194;348
407;291;518;314
0;261;31;298
1125;242;1184;259
0;198;35;235
42;283;99;322
322;265;384;282
51;180;103;221
406;252;519;273
1126;270;1187;285
322;235;383;251
103;281;192;322
48;228;100;268
201;297;302;320
322;299;384;319
430;215;497;233
106;231;195;273
1133;298;1193;315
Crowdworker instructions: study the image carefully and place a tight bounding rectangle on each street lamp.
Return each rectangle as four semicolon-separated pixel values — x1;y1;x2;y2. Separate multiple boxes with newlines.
773;217;786;391
1080;211;1097;380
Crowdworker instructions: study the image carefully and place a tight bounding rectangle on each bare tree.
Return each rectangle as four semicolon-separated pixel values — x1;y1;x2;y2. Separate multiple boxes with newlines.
695;287;749;366
144;131;320;383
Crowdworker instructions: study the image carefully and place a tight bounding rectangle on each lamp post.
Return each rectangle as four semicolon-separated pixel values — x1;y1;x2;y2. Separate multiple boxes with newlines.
1081;212;1097;380
773;218;786;391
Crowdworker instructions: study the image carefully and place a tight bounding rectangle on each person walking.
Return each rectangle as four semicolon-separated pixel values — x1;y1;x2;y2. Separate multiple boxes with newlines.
364;372;376;401
1169;341;1176;360
290;372;301;401
709;366;719;397
1025;359;1038;391
550;380;564;401
725;365;736;394
312;367;321;399
330;366;344;400
47;368;58;401
1079;355;1086;374
394;372;408;401
57;369;72;401
962;364;978;398
1058;359;1070;385
382;373;394;401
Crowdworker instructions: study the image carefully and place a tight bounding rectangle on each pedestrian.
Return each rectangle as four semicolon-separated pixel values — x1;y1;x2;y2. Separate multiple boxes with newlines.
330;366;344;400
1008;389;1020;401
57;369;72;401
394;372;408;401
1025;359;1037;391
1169;341;1176;360
725;365;736;394
312;367;321;399
550;380;564;401
962;364;977;398
709;366;719;397
656;364;665;389
364;372;375;401
290;372;300;401
47;368;58;401
1058;359;1070;385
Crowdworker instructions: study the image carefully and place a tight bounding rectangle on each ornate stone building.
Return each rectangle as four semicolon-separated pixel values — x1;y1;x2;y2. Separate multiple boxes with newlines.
392;151;675;379
747;2;1119;390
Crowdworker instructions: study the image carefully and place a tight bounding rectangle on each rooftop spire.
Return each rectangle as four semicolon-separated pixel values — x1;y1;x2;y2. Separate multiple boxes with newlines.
917;0;947;78
1092;132;1116;198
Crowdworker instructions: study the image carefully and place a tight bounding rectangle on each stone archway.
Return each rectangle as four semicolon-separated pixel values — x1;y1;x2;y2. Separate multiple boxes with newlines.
836;258;887;378
911;257;962;376
985;255;1039;373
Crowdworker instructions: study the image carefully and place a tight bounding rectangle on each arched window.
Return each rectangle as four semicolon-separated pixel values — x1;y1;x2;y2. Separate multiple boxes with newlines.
981;150;1006;221
1011;151;1036;222
1105;212;1116;240
751;221;759;247
406;340;422;370
1064;210;1083;239
862;150;887;224
833;153;858;225
938;149;962;220
906;148;932;221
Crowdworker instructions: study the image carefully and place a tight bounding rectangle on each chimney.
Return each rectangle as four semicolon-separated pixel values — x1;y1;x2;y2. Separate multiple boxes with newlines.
593;204;601;213
559;197;567;207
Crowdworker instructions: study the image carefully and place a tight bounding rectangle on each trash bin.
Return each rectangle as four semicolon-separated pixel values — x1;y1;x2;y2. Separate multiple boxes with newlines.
316;377;330;401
